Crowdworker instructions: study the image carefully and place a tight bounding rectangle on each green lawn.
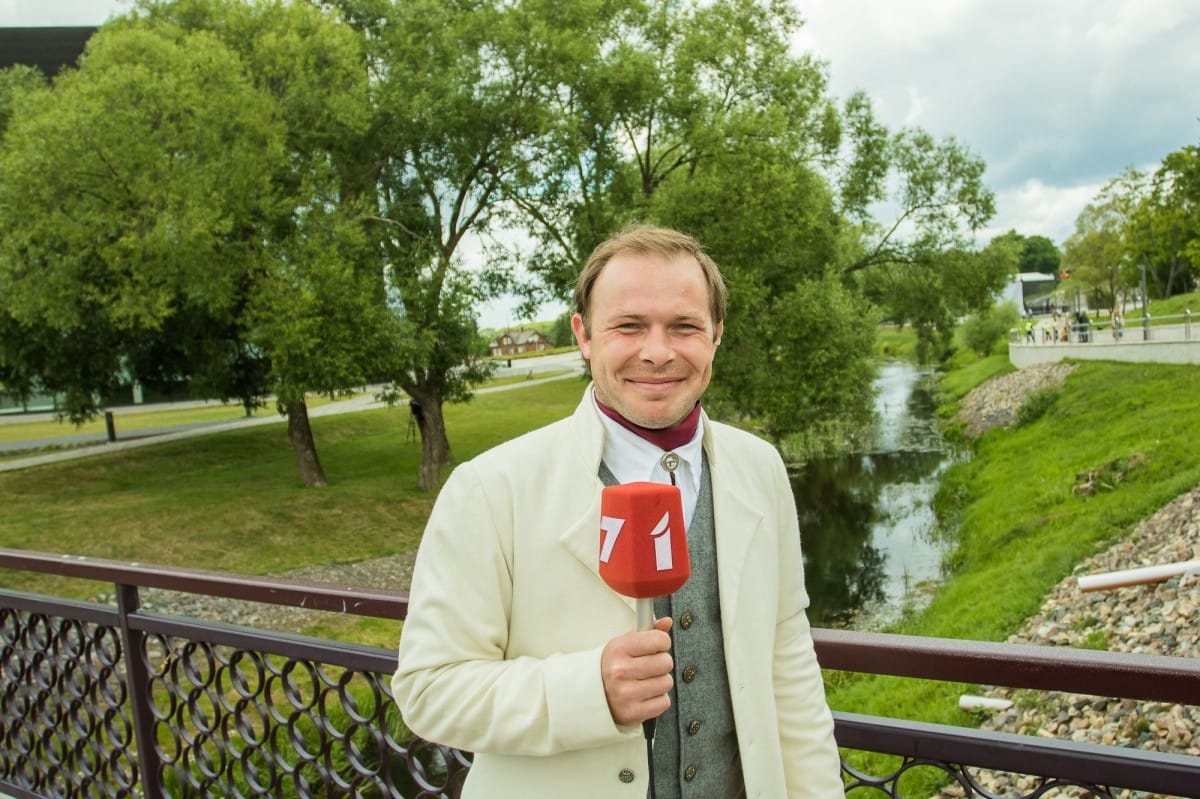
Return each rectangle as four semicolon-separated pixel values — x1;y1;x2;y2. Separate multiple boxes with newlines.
0;377;585;606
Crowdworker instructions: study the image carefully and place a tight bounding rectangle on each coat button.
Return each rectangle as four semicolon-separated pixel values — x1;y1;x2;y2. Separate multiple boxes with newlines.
682;665;697;683
684;764;698;781
687;720;702;735
679;611;694;629
618;768;635;783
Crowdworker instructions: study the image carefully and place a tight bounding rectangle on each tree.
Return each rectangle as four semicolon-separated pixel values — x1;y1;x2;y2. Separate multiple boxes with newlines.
1062;169;1145;311
1018;234;1062;277
0;3;383;487
1131;145;1199;299
335;0;584;489
0;25;281;418
507;0;841;300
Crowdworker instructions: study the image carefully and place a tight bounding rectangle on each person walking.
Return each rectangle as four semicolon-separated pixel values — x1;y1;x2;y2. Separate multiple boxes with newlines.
392;225;843;798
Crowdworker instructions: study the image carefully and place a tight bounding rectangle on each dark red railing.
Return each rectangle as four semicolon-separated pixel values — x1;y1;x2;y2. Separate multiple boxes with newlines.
2;547;1197;798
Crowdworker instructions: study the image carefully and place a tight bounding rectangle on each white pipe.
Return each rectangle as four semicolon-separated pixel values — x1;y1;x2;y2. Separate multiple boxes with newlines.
959;695;1013;711
1076;559;1200;592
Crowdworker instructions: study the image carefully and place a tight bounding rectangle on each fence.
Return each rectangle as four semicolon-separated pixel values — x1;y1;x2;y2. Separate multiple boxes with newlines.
2;547;1198;798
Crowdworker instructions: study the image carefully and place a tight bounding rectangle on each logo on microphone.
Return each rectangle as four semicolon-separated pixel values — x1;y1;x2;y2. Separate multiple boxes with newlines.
600;511;674;571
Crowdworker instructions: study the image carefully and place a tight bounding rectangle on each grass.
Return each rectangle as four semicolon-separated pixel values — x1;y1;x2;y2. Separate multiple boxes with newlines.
0;378;585;606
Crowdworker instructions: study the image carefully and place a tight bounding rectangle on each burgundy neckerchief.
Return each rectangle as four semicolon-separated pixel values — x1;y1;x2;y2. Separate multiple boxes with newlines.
596;399;702;451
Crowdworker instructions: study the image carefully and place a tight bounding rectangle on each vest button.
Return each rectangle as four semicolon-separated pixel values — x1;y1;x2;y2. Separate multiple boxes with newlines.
682;665;697;683
684;764;698;781
687;719;702;735
618;768;635;783
679;611;694;629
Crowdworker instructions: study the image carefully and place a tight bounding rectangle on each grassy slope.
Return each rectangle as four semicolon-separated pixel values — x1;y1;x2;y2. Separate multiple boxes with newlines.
825;348;1200;790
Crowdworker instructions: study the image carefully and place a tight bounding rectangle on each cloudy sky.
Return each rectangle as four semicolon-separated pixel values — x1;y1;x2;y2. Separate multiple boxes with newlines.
793;0;1200;244
3;0;1198;322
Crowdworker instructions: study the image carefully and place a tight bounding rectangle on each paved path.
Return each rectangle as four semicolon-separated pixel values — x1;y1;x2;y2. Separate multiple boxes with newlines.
0;356;583;473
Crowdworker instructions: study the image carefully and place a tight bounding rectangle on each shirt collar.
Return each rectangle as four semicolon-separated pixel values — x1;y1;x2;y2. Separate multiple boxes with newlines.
590;387;704;495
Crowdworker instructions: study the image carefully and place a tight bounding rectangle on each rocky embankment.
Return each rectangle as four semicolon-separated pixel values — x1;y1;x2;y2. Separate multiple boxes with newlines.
939;363;1199;797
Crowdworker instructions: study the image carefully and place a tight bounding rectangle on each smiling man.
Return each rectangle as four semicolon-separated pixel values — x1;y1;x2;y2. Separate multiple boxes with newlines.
393;225;843;799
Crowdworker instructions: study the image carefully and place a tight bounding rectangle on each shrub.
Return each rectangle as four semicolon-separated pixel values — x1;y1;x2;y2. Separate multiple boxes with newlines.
961;303;1021;356
1015;387;1059;427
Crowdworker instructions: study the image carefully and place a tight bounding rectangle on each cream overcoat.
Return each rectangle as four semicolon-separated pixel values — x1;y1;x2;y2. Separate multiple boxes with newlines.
392;389;843;798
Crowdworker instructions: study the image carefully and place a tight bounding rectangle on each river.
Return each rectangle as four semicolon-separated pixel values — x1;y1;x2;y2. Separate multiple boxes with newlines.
791;361;960;629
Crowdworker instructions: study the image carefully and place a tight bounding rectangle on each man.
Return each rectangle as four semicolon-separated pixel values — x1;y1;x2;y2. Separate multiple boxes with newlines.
393;225;843;798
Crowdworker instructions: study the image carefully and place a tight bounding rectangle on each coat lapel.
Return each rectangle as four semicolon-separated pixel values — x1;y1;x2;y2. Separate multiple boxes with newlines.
558;501;637;614
706;424;767;633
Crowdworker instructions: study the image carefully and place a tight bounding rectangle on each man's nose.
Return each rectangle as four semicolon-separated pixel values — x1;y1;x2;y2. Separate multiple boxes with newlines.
639;326;675;365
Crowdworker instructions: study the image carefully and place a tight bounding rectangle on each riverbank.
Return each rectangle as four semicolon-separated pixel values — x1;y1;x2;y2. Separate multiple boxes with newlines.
827;356;1200;795
935;362;1199;795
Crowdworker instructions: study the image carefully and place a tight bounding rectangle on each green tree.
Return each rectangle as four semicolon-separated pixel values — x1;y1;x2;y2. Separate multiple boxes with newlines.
508;0;840;300
0;3;383;487
1018;234;1062;276
0;25;281;418
337;0;569;489
1062;170;1144;311
1131;145;1199;299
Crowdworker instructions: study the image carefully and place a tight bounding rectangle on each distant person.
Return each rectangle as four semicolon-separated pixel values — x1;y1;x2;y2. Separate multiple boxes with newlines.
1111;307;1124;341
408;399;425;435
392;225;843;798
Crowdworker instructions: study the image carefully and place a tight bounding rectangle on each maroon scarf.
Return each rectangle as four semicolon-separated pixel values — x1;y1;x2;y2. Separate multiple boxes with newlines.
596;399;702;451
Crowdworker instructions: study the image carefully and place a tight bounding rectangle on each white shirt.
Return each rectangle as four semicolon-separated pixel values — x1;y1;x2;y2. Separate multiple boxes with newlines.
590;388;705;526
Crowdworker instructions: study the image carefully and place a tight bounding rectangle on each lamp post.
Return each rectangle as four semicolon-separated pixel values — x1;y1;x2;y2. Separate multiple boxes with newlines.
1138;261;1150;340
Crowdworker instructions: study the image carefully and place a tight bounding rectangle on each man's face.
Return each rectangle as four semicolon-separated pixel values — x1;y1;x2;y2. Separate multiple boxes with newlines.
571;251;722;429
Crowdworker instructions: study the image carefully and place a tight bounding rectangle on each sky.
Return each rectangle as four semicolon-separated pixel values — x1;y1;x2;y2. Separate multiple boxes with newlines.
4;0;1199;325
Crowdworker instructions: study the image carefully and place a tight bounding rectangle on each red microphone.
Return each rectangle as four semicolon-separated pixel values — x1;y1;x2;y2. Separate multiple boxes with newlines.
599;482;690;631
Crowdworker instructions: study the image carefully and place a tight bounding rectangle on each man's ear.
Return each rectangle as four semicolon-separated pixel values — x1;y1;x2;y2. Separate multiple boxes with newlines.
714;321;724;346
571;313;591;359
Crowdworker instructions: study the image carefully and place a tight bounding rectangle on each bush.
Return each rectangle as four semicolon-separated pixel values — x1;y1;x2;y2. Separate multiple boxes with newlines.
961;303;1021;356
1015;387;1059;427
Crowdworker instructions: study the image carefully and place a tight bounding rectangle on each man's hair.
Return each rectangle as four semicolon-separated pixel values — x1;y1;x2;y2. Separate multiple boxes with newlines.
573;224;727;337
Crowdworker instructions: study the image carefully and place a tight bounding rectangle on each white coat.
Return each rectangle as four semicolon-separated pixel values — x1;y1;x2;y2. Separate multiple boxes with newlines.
392;389;843;798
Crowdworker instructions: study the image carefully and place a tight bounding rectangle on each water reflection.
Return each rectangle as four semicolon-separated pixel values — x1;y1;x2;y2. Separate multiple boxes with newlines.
792;363;959;628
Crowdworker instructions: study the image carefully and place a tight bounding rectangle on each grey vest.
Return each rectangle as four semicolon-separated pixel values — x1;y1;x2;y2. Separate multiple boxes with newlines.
600;458;744;799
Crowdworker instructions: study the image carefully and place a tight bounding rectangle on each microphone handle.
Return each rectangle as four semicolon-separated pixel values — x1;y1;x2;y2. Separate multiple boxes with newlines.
636;597;654;632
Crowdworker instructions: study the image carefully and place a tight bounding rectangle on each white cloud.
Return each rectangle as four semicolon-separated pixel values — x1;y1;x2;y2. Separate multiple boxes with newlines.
0;0;128;26
794;0;1200;244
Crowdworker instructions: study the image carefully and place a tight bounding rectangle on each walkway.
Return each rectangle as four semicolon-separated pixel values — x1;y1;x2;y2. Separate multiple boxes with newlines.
0;355;584;472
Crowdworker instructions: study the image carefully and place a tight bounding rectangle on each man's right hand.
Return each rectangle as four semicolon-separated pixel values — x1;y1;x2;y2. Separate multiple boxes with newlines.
600;616;674;726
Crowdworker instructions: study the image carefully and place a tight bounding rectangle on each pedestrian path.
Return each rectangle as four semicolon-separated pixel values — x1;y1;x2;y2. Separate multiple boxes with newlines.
0;368;582;473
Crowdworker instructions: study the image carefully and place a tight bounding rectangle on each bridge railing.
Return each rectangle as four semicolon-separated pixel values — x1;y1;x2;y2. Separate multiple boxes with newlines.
1011;310;1195;346
2;547;1197;798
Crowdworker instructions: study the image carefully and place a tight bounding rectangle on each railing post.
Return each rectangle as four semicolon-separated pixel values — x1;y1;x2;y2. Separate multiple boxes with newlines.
115;583;165;797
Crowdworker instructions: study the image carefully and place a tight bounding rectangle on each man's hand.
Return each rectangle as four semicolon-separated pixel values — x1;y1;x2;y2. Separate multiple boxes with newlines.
601;616;674;726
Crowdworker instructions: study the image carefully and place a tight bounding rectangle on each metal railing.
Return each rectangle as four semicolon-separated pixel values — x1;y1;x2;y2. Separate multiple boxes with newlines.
2;547;1198;798
1011;311;1195;346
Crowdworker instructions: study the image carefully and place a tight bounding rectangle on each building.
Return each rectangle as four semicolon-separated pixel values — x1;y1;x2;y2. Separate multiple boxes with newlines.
488;329;552;357
1000;272;1060;315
